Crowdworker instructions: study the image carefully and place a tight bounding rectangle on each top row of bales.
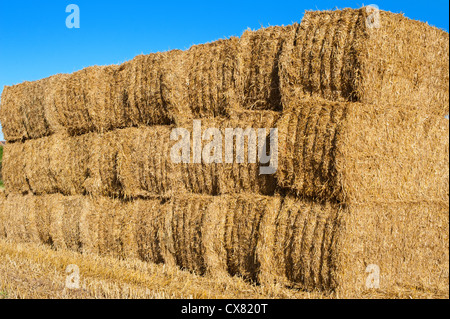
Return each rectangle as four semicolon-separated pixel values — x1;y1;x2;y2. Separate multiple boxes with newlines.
1;8;448;142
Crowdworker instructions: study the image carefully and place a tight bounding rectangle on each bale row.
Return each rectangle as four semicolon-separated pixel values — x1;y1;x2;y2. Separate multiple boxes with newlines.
0;27;294;142
4;98;448;203
3;8;447;142
0;51;184;142
2;111;279;198
277;98;449;203
0;192;447;295
279;8;449;116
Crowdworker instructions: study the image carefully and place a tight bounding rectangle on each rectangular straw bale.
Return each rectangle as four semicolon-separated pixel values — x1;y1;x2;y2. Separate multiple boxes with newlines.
155;194;281;280
33;194;55;246
238;25;297;111
84;65;125;132
31;194;84;251
94;196;137;260
2;133;91;196
119;50;185;128
214;110;279;195
0;85;28;141
359;10;449;116
0;192;5;238
58;196;85;253
185;37;240;118
168;195;213;275
1;142;30;194
280;8;449;116
257;196;340;290
54;68;94;135
257;196;449;295
277;97;449;203
0;77;55;142
133;198;170;264
279;10;357;104
221;195;280;282
84;130;123;197
55;65;132;135
0;193;38;243
117;126;190;198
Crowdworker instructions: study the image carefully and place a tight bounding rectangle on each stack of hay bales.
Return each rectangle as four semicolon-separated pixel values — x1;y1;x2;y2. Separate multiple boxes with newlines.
0;8;448;297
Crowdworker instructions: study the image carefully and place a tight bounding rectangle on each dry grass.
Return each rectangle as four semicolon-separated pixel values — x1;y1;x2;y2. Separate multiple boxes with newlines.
0;239;327;299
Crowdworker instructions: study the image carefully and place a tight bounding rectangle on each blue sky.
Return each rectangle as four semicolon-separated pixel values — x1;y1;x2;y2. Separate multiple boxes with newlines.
0;0;449;140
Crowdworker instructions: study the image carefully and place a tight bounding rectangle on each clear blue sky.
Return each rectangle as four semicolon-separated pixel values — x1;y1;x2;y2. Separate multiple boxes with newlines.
0;0;449;140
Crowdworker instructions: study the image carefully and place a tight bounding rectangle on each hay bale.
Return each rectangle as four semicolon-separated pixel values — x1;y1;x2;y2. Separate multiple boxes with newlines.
0;194;38;243
134;198;169;264
93;196;134;260
1;142;30;194
257;196;449;295
221;195;279;282
160;194;281;280
237;25;297;111
59;196;85;253
280;8;449;116
168;195;213;275
0;85;28;141
33;194;55;246
213;111;279;195
257;196;340;290
0;76;57;142
3;111;278;197
3;132;92;196
119;50;186;128
54;66;118;135
202;196;229;276
117;126;189;198
185;38;240;118
0;192;5;238
277;97;449;203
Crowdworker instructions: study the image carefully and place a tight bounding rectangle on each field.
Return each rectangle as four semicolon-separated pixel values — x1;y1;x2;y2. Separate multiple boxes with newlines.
0;7;448;300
